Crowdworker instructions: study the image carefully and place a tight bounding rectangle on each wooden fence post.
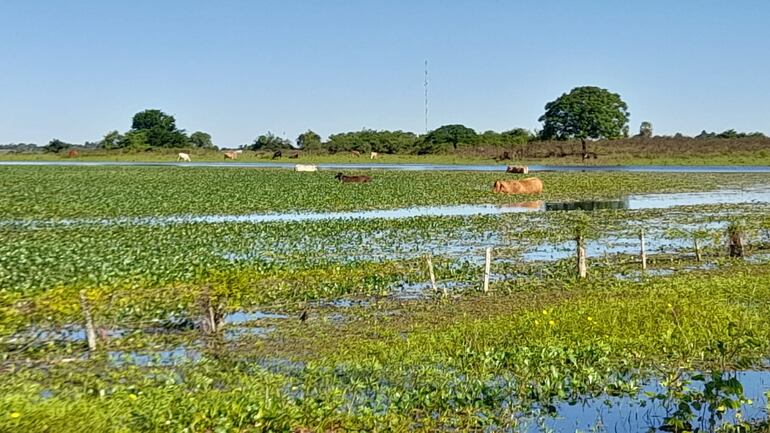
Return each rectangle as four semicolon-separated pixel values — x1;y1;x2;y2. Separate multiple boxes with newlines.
639;228;647;271
199;286;223;335
483;247;492;293
79;290;97;352
694;238;702;262
728;227;745;258
576;235;587;279
427;255;442;296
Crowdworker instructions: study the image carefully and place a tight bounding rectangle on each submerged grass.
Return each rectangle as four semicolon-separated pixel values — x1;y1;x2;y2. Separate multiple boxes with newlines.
3;264;770;432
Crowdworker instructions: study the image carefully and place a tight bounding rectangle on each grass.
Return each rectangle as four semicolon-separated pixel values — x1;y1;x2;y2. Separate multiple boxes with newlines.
3;136;770;166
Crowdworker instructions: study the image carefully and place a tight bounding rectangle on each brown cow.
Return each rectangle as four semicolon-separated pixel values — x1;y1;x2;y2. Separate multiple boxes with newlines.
289;152;300;159
67;149;79;158
272;150;282;159
335;172;371;183
224;151;238;160
493;177;543;194
351;150;361;157
506;165;529;174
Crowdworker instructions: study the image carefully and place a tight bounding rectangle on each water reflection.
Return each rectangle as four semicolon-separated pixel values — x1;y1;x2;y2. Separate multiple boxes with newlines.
502;200;545;210
545;197;629;211
525;370;770;433
2;187;769;228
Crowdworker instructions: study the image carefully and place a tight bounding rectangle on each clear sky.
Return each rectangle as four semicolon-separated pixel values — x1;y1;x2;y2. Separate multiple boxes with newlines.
1;1;769;146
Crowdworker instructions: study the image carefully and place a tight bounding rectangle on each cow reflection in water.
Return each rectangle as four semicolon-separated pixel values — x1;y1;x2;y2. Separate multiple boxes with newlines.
502;200;545;211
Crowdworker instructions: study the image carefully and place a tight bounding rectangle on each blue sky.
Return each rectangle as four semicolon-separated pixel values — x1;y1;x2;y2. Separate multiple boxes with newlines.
1;1;768;146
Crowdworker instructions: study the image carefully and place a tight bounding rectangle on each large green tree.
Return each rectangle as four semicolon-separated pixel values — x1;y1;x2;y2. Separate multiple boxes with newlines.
44;138;71;153
296;130;322;151
248;132;293;151
638;121;653;138
325;129;417;154
99;130;124;149
189;131;215;148
418;124;478;154
539;86;630;141
130;109;188;148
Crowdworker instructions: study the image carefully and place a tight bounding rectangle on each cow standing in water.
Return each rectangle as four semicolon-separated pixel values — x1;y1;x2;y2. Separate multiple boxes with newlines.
335;172;372;183
294;164;318;172
177;153;191;162
506;165;529;174
493;177;543;194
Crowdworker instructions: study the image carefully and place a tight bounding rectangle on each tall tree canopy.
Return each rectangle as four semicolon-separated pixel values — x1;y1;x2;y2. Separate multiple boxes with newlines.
418;124;478;154
638;121;653;138
44;138;71;153
539;86;630;141
189;131;215;148
99;130;123;149
296;130;322;150
248;132;293;151
325;129;417;154
130;109;188;148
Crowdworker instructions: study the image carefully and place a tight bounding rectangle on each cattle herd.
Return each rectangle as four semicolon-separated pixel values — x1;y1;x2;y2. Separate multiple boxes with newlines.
175;153;542;194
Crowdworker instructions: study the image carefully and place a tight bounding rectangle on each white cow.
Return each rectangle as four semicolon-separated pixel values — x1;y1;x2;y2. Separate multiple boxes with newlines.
177;152;191;162
370;152;379;159
294;164;318;172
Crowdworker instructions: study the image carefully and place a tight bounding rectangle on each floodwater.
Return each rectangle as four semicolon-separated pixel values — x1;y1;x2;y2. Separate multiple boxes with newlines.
525;370;770;432
2;160;770;173
5;186;770;228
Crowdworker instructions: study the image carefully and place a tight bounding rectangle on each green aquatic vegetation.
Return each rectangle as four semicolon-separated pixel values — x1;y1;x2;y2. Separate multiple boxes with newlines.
3;265;770;432
2;166;770;431
0;259;420;340
3;201;767;296
1;166;768;219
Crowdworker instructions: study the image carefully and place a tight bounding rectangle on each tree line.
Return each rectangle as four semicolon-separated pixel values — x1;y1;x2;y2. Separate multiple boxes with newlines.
2;86;764;154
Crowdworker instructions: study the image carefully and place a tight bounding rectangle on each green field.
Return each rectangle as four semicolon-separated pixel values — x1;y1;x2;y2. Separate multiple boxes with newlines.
2;166;770;432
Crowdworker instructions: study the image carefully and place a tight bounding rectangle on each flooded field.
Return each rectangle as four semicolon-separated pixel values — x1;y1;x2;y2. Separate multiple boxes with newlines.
3;185;770;228
3;165;770;432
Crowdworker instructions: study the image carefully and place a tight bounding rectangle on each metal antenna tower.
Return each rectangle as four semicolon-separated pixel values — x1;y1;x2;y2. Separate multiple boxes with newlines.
424;60;429;133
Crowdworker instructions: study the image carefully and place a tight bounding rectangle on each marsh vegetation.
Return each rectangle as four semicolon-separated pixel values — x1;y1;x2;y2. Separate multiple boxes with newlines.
2;166;770;432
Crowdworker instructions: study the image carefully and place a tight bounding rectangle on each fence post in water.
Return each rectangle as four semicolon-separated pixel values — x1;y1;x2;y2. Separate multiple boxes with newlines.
728;224;745;258
199;286;223;335
576;235;587;279
694;237;702;262
426;255;441;296
79;290;98;352
639;228;647;271
483;247;492;293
